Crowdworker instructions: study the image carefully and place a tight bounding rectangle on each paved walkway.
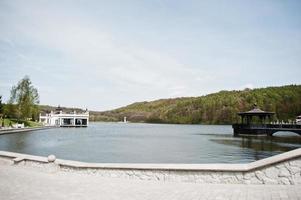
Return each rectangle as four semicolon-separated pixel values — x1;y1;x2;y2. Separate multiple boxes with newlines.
0;161;300;200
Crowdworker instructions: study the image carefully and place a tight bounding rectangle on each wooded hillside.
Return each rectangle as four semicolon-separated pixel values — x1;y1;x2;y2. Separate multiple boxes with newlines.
91;85;301;124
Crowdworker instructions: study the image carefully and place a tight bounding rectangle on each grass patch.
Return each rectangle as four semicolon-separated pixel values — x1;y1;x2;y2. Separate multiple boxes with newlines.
0;118;42;127
0;118;16;127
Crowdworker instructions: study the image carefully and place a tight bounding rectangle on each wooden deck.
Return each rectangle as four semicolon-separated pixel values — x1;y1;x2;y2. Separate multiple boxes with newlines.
232;124;301;136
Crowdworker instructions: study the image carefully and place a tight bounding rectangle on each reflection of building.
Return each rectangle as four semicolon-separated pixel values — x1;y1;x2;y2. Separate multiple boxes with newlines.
39;106;89;127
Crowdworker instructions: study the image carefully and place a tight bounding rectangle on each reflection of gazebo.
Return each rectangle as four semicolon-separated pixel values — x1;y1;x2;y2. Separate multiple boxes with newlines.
238;105;275;125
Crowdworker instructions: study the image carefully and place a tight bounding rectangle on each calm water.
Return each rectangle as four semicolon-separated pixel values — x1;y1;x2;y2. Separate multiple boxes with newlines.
0;122;300;163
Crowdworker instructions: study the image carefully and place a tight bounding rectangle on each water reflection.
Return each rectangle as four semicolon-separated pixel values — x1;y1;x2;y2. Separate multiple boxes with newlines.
2;132;30;151
212;136;301;151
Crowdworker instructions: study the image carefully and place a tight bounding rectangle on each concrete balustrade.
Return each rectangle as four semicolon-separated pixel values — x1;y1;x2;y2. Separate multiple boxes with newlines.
0;148;300;185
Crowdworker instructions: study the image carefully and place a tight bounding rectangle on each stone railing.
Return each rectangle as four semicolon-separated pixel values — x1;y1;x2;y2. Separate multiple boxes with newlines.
0;148;300;185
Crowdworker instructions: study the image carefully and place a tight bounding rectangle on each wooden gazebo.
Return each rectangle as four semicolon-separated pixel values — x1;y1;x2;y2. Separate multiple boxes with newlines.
232;105;301;136
237;105;275;125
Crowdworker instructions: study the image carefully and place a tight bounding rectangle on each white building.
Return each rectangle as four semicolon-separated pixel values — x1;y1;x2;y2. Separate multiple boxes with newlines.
39;107;89;127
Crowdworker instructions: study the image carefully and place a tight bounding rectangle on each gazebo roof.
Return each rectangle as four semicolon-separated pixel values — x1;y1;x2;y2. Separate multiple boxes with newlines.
55;105;63;111
238;107;275;116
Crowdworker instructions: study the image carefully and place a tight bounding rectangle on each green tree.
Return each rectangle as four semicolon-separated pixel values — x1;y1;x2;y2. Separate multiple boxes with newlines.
0;95;3;127
0;95;2;115
9;76;40;121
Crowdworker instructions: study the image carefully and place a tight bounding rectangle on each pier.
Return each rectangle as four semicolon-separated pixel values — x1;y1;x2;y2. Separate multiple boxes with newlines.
233;123;301;136
233;105;301;136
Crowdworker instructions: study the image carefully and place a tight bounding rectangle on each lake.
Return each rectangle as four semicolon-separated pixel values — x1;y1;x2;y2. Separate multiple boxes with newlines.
0;122;300;163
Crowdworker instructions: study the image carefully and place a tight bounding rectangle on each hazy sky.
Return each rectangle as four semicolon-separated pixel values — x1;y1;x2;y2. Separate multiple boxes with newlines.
0;0;300;111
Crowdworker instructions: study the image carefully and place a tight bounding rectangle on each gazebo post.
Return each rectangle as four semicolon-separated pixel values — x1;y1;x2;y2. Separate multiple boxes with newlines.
267;115;272;124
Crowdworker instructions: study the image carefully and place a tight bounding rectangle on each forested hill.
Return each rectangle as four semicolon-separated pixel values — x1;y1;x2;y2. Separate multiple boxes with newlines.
91;85;301;124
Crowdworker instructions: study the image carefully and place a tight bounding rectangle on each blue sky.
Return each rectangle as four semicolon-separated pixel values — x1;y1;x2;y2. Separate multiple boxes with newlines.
0;0;300;111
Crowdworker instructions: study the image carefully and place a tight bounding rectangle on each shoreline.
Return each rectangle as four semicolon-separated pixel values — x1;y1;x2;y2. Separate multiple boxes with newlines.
89;121;233;125
0;126;56;135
